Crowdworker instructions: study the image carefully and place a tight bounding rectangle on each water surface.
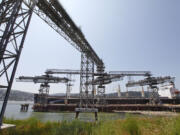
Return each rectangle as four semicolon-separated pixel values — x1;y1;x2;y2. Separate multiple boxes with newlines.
0;101;127;122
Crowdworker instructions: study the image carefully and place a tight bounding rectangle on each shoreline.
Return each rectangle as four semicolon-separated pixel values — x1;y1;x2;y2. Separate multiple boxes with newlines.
114;110;179;116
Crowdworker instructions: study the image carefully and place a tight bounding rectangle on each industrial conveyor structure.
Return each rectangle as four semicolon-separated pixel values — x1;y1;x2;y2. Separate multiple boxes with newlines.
46;69;151;104
126;76;175;104
0;0;177;124
0;0;104;125
16;75;69;104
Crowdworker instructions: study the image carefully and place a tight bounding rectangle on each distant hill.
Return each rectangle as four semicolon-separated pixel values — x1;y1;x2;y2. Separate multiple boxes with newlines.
0;89;34;101
0;89;154;101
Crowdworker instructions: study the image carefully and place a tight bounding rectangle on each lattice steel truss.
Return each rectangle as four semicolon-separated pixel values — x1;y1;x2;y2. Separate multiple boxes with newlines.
96;65;106;105
148;86;160;104
79;52;95;108
66;74;72;99
75;52;98;120
0;0;36;126
38;83;50;104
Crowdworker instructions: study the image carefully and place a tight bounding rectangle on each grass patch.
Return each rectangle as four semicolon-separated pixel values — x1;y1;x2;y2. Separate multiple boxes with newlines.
1;115;180;135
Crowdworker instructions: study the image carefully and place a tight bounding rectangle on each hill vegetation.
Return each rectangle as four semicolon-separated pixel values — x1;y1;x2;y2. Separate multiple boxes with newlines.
0;89;153;101
0;89;34;101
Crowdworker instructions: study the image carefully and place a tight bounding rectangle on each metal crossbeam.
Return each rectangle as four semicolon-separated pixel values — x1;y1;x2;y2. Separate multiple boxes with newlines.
46;69;82;75
126;76;174;87
46;69;151;76
46;69;151;85
109;71;151;76
16;75;69;83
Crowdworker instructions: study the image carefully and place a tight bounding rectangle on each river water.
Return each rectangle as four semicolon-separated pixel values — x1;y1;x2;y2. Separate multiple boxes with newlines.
0;101;127;122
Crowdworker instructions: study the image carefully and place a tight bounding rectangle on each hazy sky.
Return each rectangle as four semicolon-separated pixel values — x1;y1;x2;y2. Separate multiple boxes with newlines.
13;0;180;94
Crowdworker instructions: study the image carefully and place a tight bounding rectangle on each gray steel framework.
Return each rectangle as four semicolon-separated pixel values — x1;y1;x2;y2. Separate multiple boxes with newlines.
26;0;105;108
66;74;73;99
95;65;106;105
24;0;104;117
0;0;104;125
16;75;69;83
79;52;95;108
0;0;36;126
27;0;105;110
38;83;50;104
126;76;175;104
126;76;174;87
46;69;151;105
76;52;97;120
16;75;69;104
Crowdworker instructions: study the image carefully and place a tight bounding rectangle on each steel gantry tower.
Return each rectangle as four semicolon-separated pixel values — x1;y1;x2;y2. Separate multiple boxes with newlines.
16;75;69;104
0;0;104;126
126;76;175;104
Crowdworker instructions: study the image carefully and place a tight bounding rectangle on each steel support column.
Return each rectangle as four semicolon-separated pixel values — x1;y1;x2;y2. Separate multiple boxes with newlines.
66;74;72;99
0;0;35;126
96;65;106;105
149;87;160;104
75;52;97;120
79;52;94;108
39;83;50;104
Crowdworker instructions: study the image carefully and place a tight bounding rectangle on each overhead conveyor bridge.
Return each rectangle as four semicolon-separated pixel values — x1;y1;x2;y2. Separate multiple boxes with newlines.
0;0;105;124
23;0;104;67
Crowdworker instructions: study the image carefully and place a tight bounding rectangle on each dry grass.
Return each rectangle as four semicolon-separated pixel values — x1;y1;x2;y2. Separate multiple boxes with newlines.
1;114;180;135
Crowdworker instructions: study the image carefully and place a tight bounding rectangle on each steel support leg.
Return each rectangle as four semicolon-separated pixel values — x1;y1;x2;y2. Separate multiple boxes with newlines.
149;87;160;104
39;83;50;105
96;65;106;105
0;0;35;126
75;52;97;120
66;74;72;99
79;52;94;108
